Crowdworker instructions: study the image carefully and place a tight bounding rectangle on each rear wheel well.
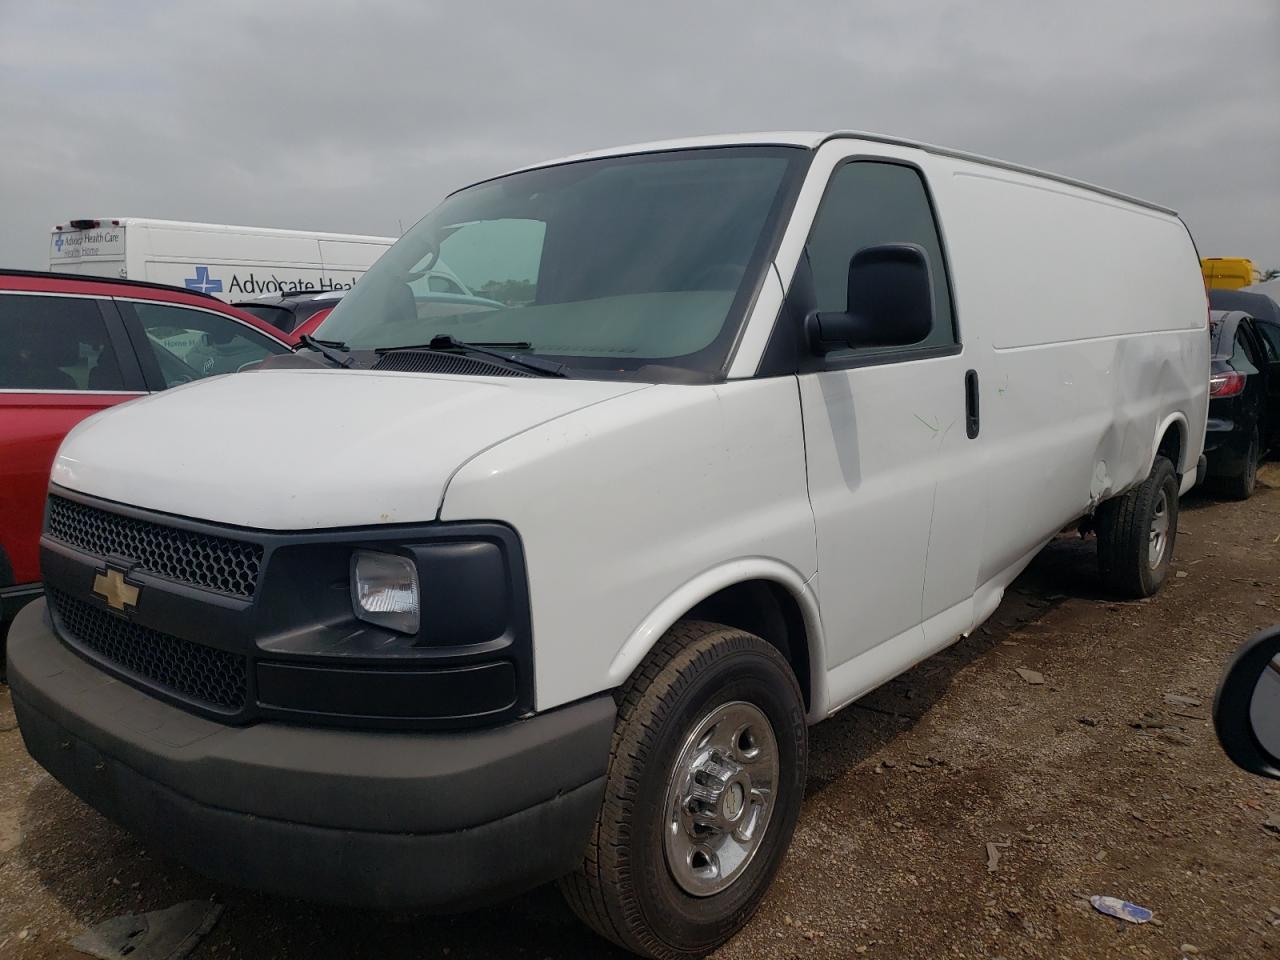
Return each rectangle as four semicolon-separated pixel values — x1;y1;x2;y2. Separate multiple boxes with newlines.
685;579;811;711
1157;422;1184;476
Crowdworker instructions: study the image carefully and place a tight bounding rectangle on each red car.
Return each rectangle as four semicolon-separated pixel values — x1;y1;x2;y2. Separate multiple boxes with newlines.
0;270;292;649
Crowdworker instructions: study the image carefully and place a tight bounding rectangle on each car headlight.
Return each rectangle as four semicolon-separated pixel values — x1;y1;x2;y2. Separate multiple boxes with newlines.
350;550;420;634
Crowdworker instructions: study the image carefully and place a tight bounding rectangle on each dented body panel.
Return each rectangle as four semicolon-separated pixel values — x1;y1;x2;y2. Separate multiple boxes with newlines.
934;153;1208;589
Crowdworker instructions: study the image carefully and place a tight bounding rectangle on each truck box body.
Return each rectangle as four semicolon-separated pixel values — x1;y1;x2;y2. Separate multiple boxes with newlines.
11;132;1210;953
48;218;394;299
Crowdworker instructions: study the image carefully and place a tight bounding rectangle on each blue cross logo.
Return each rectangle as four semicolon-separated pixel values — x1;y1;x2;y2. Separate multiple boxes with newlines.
184;265;223;294
54;234;64;252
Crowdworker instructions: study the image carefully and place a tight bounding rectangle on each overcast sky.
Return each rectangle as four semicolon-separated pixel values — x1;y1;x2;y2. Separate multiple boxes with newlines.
2;0;1277;271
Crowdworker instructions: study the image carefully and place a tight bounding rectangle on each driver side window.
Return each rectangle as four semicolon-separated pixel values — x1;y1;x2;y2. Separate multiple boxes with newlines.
806;161;957;359
129;302;283;387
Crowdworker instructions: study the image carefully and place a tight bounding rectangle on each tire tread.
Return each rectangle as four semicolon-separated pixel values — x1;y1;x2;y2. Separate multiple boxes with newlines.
559;621;803;959
1096;455;1177;598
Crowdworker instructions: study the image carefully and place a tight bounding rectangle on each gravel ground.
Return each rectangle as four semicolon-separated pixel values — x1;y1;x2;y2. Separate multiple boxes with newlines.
2;468;1279;960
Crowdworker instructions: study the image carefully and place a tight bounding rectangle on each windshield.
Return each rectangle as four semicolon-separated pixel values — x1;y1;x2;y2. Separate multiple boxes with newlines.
317;146;805;379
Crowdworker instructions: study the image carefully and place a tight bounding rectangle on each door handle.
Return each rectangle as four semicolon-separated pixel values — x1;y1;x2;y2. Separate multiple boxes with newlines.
965;369;980;439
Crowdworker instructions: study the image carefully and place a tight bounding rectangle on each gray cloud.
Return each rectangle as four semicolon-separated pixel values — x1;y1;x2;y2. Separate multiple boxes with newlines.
2;0;1277;270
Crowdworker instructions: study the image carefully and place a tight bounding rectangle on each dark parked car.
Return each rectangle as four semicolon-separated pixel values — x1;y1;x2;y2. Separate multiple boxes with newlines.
1204;309;1280;499
233;289;345;336
1209;286;1280;360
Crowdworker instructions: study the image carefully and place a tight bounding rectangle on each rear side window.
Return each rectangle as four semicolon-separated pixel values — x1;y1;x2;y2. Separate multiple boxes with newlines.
129;303;284;387
0;293;125;391
1257;320;1280;361
1259;332;1278;363
1231;328;1260;375
806;161;957;357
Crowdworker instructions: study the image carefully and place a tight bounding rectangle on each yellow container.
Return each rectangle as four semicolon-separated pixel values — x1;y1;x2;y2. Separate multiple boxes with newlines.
1201;257;1256;289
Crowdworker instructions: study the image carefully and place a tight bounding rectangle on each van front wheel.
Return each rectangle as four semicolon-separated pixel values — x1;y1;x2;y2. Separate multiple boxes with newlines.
1096;455;1179;598
559;621;807;959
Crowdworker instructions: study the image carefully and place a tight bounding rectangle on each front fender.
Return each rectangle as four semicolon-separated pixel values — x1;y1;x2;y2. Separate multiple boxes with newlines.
607;559;827;721
440;379;817;714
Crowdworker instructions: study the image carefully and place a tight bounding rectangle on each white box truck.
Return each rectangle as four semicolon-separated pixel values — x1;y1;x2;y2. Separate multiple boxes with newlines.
12;132;1209;958
47;217;394;300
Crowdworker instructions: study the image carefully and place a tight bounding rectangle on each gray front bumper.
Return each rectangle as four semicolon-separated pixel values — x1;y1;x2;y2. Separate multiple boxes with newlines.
6;599;613;910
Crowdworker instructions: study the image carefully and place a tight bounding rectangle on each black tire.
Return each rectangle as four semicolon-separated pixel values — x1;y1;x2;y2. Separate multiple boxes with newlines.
1218;428;1259;501
1096;455;1179;599
560;621;807;959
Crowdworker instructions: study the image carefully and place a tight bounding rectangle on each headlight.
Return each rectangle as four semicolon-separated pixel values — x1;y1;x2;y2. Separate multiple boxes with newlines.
351;550;420;634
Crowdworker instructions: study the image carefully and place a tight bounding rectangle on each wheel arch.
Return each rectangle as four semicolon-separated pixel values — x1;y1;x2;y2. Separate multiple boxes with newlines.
1151;412;1190;478
606;560;826;721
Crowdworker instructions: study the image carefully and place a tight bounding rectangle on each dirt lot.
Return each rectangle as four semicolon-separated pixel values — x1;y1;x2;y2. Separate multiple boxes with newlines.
2;469;1279;960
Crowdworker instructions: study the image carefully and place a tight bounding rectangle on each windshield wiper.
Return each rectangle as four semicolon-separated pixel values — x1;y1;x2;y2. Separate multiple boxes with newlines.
376;335;568;377
296;334;354;368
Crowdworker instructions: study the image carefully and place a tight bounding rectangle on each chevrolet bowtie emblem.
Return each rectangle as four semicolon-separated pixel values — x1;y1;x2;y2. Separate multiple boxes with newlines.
93;568;139;612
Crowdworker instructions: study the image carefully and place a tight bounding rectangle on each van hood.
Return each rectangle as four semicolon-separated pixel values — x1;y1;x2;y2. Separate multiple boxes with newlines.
52;369;648;530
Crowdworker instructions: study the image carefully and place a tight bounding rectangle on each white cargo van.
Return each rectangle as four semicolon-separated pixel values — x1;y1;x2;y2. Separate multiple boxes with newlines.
11;133;1209;959
47;217;394;299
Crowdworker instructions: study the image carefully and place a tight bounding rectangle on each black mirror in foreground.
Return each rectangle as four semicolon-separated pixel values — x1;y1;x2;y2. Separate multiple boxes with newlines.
806;242;935;353
1214;624;1280;780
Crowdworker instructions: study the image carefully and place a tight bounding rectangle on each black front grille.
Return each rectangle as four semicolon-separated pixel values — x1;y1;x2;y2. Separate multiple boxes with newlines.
46;496;263;598
48;588;246;712
372;350;534;377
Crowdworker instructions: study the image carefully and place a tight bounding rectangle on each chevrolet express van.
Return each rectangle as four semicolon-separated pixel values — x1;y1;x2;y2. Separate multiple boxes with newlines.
10;132;1209;959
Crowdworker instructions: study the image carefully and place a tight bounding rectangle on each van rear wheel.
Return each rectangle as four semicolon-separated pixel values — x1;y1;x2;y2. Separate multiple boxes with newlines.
559;620;807;959
1096;455;1179;599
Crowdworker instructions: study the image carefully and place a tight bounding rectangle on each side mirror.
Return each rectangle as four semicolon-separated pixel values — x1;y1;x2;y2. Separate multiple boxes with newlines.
1213;624;1280;780
806;243;934;355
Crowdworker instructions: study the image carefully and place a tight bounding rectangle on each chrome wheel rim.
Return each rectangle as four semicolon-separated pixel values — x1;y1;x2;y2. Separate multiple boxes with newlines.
663;701;779;897
1148;489;1169;568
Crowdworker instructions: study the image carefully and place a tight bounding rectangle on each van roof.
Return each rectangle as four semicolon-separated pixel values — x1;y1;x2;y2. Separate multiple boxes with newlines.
50;218;395;244
504;130;1177;217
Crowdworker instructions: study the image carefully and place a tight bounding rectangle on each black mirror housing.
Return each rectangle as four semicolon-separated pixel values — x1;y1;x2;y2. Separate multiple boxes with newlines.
806;243;935;354
1214;623;1280;780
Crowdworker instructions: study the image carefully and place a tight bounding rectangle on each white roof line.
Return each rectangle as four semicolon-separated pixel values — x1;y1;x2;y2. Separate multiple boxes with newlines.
819;130;1177;216
488;130;1177;218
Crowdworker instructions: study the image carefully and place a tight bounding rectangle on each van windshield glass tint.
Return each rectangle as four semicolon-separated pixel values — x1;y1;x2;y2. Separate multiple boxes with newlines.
317;147;804;379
